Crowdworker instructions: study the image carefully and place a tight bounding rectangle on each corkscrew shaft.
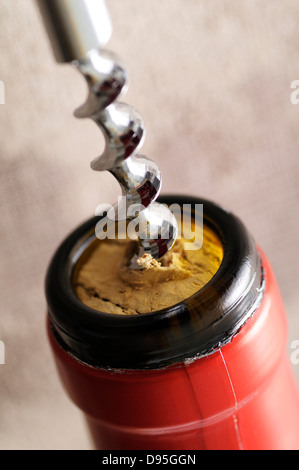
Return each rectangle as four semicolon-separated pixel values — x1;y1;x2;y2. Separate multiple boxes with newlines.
37;0;178;267
36;0;112;62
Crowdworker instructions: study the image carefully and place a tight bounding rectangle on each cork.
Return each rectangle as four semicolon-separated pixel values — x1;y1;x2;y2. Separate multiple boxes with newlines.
73;224;223;315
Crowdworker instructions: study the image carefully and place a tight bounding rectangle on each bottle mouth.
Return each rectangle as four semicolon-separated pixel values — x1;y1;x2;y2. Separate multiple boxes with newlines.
46;195;265;370
72;203;224;316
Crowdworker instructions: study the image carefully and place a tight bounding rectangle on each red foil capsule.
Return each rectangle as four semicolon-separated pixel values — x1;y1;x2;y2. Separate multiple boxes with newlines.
45;196;299;450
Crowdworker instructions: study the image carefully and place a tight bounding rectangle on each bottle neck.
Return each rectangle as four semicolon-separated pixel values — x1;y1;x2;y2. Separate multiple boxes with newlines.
46;196;265;370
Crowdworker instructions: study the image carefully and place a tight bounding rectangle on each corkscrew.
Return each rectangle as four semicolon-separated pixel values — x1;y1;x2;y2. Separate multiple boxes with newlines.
37;0;178;268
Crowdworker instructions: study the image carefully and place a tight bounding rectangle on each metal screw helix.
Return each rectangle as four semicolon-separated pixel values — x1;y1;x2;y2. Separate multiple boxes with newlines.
37;0;178;268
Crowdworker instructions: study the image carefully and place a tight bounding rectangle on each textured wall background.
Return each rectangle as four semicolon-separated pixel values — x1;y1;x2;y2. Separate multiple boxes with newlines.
1;0;299;449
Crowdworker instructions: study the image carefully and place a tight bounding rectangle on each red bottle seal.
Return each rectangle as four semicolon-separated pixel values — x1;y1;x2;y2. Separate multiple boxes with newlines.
46;196;299;450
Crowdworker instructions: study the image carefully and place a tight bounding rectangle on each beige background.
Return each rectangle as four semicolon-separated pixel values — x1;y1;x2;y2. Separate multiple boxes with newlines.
1;0;299;450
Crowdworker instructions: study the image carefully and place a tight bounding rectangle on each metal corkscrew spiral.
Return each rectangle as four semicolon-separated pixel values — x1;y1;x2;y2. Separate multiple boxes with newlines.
37;0;177;269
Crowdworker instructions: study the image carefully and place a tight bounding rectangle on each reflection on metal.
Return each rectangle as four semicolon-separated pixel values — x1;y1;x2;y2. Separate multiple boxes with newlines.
36;0;178;267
